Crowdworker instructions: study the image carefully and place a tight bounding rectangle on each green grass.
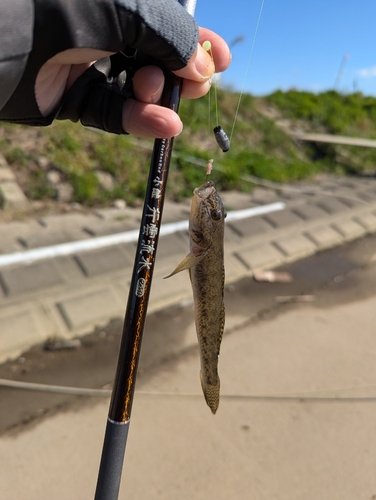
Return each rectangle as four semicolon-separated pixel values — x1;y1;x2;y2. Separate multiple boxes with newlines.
265;89;376;136
1;88;376;206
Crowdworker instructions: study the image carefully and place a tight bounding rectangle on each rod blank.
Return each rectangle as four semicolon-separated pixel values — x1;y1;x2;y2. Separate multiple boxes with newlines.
94;1;197;498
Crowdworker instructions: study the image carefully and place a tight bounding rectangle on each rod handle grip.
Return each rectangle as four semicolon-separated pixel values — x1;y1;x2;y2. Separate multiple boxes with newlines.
94;419;130;500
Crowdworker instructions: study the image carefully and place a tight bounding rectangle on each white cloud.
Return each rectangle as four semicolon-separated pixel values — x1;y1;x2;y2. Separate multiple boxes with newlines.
358;66;376;78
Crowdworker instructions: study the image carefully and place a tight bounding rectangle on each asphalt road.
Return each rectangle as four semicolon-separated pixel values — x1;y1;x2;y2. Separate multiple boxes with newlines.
1;233;376;499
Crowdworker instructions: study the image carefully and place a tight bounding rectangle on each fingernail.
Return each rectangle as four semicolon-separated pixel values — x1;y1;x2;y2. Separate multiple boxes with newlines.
150;80;164;104
195;44;214;79
175;121;184;137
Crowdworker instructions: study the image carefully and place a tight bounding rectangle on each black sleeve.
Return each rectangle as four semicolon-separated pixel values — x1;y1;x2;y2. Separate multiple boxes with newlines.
0;0;34;111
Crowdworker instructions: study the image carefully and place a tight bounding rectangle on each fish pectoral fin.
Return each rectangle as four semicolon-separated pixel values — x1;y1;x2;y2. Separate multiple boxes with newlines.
164;250;207;279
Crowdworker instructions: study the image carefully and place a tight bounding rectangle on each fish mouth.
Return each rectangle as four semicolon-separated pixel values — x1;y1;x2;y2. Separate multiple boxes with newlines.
194;181;215;198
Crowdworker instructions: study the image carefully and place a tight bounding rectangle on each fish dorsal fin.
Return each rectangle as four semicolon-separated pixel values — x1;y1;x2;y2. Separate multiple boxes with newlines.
164;249;207;279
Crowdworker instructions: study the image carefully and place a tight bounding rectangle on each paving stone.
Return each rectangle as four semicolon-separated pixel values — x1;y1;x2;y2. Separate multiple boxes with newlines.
19;227;91;249
340;177;373;187
0;153;8;167
234;243;284;271
249;188;280;205
332;191;365;205
356;188;376;202
0;260;64;296
317;179;338;190
95;207;140;223
292;204;329;221
55;182;74;203
360;178;376;185
333;196;361;208
341;187;370;200
156;233;187;260
0;182;29;210
149;263;192;312
224;253;250;283
324;183;366;203
274;234;317;261
0;231;25;254
18;213;96;248
39;212;95;228
262;209;303;229
315;197;351;214
224;224;243;246
52;256;87;282
174;230;189;248
227;217;272;238
331;219;366;242
305;225;343;250
354;212;376;233
83;218;138;236
0;307;48;362
0;221;44;253
220;191;254;210
74;245;134;277
56;288;123;330
162;200;190;223
335;179;359;189
0;167;16;182
274;191;304;202
21;213;97;248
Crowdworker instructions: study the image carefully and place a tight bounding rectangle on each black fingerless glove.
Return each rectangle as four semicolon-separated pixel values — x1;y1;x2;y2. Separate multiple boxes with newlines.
57;52;137;135
0;0;198;133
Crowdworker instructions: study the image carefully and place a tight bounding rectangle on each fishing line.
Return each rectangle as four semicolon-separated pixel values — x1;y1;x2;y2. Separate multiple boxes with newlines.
3;378;376;402
213;67;219;127
203;41;230;155
208;72;211;130
203;0;266;156
229;0;266;143
203;41;219;129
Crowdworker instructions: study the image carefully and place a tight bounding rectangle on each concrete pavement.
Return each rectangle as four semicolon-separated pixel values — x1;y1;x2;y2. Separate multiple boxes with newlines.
2;265;376;499
2;174;376;498
2;174;376;361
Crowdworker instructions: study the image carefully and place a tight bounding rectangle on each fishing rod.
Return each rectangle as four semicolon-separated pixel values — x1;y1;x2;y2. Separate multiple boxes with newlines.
94;1;197;499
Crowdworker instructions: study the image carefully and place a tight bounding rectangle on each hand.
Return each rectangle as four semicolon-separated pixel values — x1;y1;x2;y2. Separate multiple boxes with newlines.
124;28;231;137
0;0;230;137
36;27;230;138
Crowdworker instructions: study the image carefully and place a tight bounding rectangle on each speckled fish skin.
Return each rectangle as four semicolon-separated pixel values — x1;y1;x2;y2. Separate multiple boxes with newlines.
166;181;226;414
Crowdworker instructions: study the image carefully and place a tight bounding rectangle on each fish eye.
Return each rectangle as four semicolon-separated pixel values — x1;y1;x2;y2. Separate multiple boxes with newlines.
210;209;222;221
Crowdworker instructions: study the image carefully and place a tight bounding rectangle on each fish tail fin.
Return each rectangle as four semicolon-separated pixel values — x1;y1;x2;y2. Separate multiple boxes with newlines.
200;371;220;415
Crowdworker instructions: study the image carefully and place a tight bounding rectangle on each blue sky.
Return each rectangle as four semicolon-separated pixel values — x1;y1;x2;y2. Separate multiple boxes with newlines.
194;0;376;96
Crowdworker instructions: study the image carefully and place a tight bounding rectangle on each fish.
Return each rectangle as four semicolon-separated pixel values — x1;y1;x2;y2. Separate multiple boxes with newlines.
165;180;226;414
